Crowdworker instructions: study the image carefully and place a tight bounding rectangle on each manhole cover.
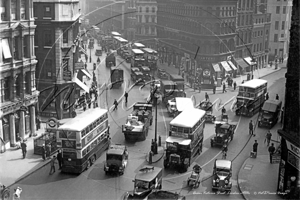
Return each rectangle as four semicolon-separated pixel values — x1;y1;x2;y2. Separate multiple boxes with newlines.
244;164;253;170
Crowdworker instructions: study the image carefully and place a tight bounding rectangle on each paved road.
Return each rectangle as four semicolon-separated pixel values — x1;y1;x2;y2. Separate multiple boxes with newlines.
10;45;286;199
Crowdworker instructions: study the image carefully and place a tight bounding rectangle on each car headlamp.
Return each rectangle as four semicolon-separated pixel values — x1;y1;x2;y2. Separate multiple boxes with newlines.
225;180;229;184
216;179;220;183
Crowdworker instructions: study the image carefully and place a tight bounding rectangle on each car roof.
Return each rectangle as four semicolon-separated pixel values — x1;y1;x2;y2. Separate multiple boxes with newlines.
142;66;150;70
215;159;232;169
161;80;175;85
135;71;143;75
107;144;126;155
262;100;282;112
135;166;162;181
220;124;230;129
132;67;140;71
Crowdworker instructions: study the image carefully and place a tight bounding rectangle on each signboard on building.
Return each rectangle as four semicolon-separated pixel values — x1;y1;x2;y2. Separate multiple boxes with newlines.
62;58;72;81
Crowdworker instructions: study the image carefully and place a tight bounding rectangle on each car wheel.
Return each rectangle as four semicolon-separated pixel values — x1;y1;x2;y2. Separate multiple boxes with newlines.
86;160;91;170
2;190;10;200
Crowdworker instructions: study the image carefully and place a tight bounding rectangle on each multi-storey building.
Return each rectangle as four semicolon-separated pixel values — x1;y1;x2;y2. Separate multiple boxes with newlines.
125;0;137;41
234;0;255;74
34;0;81;119
251;0;271;68
0;0;39;151
87;0;126;36
267;0;292;61
276;0;299;197
157;0;238;88
135;0;157;48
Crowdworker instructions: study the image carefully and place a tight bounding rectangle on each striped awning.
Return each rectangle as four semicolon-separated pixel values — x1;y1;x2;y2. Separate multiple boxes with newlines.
235;59;249;69
212;63;221;72
220;61;232;72
227;61;237;70
244;57;257;65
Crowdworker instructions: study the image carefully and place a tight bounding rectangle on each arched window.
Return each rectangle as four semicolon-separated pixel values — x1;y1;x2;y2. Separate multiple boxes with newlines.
152;7;155;13
146;7;149;13
214;23;220;35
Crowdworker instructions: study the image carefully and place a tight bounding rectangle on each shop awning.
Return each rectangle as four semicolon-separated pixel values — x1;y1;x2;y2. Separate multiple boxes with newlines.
235;59;249;69
244;57;257;65
220;61;232;72
212;63;221;72
227;61;237;70
1;38;12;59
72;72;89;93
80;69;92;79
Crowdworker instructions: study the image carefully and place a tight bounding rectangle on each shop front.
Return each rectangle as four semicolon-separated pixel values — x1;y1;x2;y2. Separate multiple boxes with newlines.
244;57;257;73
227;61;238;78
276;136;300;199
235;58;249;75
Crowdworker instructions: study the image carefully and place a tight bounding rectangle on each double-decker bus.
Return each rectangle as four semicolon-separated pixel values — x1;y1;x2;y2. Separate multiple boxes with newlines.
56;108;110;174
113;36;129;55
131;49;145;68
132;42;145;50
164;108;206;172
142;48;158;71
235;79;268;117
111;31;121;37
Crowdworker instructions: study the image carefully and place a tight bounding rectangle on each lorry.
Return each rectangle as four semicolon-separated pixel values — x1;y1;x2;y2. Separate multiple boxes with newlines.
211;121;237;147
169;74;185;91
160;80;186;105
104;144;128;175
258;100;282;128
105;52;116;68
122;102;153;141
124;166;163;200
110;67;124;89
212;159;232;194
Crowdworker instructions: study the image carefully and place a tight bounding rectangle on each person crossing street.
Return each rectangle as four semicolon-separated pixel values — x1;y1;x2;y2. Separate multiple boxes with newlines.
268;143;276;163
265;130;272;146
249;120;254;136
113;99;118;111
222;82;227;93
233;81;237;91
124;92;128;104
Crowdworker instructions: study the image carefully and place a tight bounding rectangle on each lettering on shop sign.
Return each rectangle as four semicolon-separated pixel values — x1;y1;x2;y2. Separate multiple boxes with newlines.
198;56;215;61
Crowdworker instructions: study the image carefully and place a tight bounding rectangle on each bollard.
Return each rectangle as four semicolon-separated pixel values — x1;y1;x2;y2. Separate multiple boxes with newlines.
158;136;161;147
149;151;153;164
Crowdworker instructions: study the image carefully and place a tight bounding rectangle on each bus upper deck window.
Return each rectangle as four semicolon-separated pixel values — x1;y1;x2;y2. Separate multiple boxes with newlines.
184;128;190;134
177;127;183;133
171;126;177;132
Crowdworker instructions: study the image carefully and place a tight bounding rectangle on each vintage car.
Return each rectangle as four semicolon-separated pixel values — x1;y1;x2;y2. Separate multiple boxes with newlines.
167;98;177;117
211;121;237;147
140;66;152;82
104;144;128;175
258;100;282;128
212;159;232;193
95;48;102;56
198;101;216;123
124;166;163;200
131;71;144;85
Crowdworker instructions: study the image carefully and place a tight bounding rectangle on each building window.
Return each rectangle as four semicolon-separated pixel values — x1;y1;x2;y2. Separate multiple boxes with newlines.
1;38;12;62
63;30;68;44
31;72;35;90
274;49;277;56
11;0;16;20
2;78;10;102
44;30;52;46
44;5;51;17
33;4;38;18
23;35;30;58
151;27;155;35
152;7;155;13
0;0;8;21
281;33;285;38
146;7;149;13
282;21;285;30
139;15;142;23
34;30;38;46
139;6;142;13
283;6;286;14
25;72;31;94
45;60;52;77
21;0;26;20
274;34;278;42
145;15;149;23
151;16;156;23
276;6;280;14
275;21;279;30
266;29;269;35
13;37;20;60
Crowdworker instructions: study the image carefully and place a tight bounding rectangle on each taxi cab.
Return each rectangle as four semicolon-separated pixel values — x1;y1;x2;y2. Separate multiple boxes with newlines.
212;159;232;194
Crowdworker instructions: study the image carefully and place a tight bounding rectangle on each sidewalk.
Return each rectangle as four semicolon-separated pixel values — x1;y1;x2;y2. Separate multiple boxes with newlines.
157;60;286;92
0;122;52;187
238;155;281;200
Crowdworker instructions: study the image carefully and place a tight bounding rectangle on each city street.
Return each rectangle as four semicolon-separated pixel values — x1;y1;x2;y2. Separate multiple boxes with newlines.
8;40;287;199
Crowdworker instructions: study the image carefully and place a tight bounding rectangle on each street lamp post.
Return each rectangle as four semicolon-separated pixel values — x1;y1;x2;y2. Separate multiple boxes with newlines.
89;46;92;63
150;87;158;155
251;58;256;79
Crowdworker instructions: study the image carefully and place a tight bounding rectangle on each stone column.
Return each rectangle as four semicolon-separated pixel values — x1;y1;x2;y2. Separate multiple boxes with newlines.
9;114;16;147
20;73;26;99
19;111;26;140
30;105;36;136
0;118;3;141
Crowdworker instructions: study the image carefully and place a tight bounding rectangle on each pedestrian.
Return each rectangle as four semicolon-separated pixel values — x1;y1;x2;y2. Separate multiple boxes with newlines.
124;92;128;104
46;143;51;159
265;92;269;100
213;85;216;94
41;144;46;161
49;156;57;175
222;82;227;93
222;144;228;159
253;140;258;153
233;81;237;90
205;92;209;101
242;80;245;84
36;117;41;130
113;99;118;111
268;143;276;163
275;94;279;100
57;150;63;170
20;141;27;159
249;120;254;136
265;130;272;146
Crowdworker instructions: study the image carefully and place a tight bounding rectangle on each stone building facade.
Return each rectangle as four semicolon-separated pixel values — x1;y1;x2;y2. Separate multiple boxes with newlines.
0;0;39;152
